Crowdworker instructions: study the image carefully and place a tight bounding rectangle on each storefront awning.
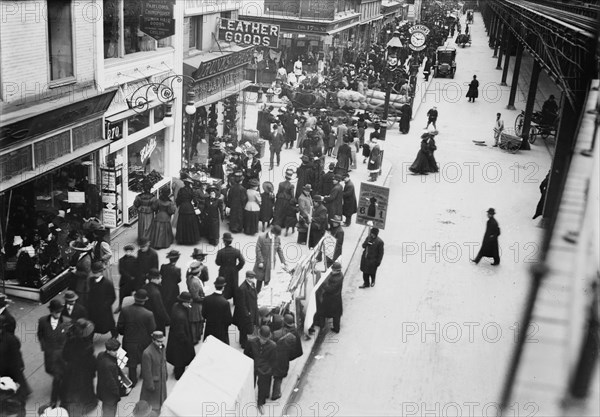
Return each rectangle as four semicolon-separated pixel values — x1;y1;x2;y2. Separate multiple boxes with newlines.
0;139;111;194
193;80;253;107
360;15;384;25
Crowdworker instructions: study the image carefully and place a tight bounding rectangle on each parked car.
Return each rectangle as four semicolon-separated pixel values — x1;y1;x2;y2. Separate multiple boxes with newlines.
433;46;457;79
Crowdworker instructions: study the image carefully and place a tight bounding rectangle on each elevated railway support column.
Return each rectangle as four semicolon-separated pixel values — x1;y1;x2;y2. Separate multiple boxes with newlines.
496;24;509;70
519;60;541;150
488;13;498;49
493;22;503;58
506;42;523;110
500;32;514;86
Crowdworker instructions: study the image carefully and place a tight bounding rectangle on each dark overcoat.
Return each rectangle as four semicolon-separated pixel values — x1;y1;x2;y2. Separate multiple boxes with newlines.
159;263;181;314
319;171;335;196
62;302;88;321
324;183;343;220
119;254;140;295
227;182;247;233
478;217;501;258
96;351;120;404
37;315;71;375
137;248;159;287
466;79;479;98
242;158;262;190
253;233;285;284
233;281;258;334
271;327;298;378
88;276;116;334
117;303;156;366
342;180;358;218
215;245;245;300
142;282;170;333
309;204;329;248
166;303;195;368
295;164;315;199
273;180;295;227
202;292;233;344
140;343;168;411
321;271;344;318
359;236;384;274
61;337;97;414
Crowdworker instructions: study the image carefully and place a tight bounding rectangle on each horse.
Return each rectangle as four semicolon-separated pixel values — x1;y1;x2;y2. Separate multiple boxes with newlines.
455;33;471;48
279;83;326;110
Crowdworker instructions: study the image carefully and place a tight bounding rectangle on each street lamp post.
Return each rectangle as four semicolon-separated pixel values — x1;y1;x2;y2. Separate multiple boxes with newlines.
380;32;403;141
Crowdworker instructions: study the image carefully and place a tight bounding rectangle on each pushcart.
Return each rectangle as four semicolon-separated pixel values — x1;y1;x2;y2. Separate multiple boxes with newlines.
499;129;522;153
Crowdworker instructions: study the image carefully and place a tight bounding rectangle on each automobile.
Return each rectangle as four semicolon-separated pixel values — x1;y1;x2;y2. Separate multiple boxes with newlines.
433;46;457;78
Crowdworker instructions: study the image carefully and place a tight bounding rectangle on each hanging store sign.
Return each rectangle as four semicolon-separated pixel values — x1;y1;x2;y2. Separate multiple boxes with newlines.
408;24;430;51
190;67;248;103
140;0;176;41
218;18;280;48
105;120;123;141
140;136;157;164
193;47;255;80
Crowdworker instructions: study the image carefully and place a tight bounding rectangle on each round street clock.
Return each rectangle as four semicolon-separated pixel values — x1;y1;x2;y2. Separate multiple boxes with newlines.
408;24;431;51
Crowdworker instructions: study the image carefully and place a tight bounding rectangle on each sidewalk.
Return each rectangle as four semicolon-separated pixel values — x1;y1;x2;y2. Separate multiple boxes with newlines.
5;97;393;417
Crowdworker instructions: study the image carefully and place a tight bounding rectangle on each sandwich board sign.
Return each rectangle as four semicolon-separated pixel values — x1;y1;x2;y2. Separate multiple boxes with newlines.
356;182;389;230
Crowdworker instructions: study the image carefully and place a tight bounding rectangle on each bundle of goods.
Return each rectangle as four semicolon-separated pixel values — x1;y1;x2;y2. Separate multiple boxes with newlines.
336;89;368;109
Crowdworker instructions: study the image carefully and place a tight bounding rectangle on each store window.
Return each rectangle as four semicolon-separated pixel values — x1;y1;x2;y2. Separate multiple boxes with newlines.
153;105;165;124
127;131;165;192
103;0;174;59
128;110;150;134
189;16;203;51
48;0;74;81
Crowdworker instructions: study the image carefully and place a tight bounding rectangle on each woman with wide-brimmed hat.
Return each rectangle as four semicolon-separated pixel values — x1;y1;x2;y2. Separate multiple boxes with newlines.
203;185;224;246
259;181;275;232
243;178;262;235
67;237;94;307
175;177;201;245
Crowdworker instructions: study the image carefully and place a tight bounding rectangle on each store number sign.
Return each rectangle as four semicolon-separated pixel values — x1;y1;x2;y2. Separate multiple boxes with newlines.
105;120;123;141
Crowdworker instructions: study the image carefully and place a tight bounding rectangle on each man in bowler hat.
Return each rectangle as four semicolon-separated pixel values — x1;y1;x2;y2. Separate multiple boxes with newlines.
215;232;245;301
166;292;195;380
203;276;233;344
471;208;501;265
62;290;88;321
233;271;259;348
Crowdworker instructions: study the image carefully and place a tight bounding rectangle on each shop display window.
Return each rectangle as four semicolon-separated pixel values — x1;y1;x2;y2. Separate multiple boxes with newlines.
48;0;74;81
128;110;150;134
127;131;165;192
0;156;101;287
154;105;165;124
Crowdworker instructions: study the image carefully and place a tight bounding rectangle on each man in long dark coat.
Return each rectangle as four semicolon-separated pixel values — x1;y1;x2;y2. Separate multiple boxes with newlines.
253;225;288;294
140;331;168;415
233;271;259;349
321;262;344;333
271;314;303;400
215;232;245;301
295;156;315;199
116;244;138;312
62;290;88;321
203;277;233;344
319;163;336;196
96;338;122;417
399;103;412;134
117;289;156;386
166;292;195;380
137;237;158;289
88;261;118;337
342;173;357;226
226;173;247;234
142;269;170;333
159;250;181;315
359;227;385;288
323;175;343;221
472;208;501;265
309;196;329;248
273;169;295;227
37;299;71;404
244;326;277;413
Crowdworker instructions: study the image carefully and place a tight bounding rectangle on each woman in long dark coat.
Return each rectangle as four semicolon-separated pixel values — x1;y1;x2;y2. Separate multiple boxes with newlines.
425;134;439;173
399;103;412;134
148;188;176;249
259;181;275;231
466;75;479;102
133;183;156;241
409;133;435;175
472;208;501;265
60;319;98;416
204;186;224;246
159;250;181;314
342;175;357;225
226;174;247;234
166;294;195;380
273;170;295;227
175;179;201;245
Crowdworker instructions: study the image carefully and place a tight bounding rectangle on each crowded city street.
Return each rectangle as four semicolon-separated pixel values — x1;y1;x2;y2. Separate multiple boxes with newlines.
0;0;599;416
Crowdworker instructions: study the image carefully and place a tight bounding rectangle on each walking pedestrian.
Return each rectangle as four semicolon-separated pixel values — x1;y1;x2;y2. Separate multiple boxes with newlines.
269;122;285;170
253;225;288;293
409;132;437;175
62;290;88;321
399;103;412;134
186;260;206;344
533;172;550;219
226;171;247;234
270;314;303;400
259;181;275;232
471;208;501;265
342;173;357;226
426;106;438;129
67;237;94;308
142;269;170;333
159;250;181;315
96;338;122;417
202;277;233;345
175;178;201;245
215;233;245;301
140;331;168;415
116;244;138;313
321;262;344;333
137;236;159;288
133;181;156;241
273;169;295;228
359;227;385;288
244;326;277;414
323;175;343;221
88;261;118;338
233;271;259;349
493;113;504;147
117;289;156;387
466;74;479;102
335;137;353;174
309;195;329;248
166;292;195;380
60;318;97;416
244;178;262;235
147;188;176;249
37;299;70;405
